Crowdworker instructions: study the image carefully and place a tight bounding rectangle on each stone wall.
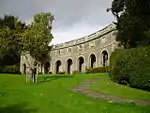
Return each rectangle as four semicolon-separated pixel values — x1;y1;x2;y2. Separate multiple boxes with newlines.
20;23;119;74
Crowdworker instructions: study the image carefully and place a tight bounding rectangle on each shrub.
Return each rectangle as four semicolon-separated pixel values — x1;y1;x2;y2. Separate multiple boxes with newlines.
1;64;20;74
72;70;81;74
86;66;110;74
110;46;150;91
58;72;65;74
109;48;123;77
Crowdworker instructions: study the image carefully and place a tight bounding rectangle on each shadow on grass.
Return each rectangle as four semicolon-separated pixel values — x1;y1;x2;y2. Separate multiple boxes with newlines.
0;102;37;113
38;75;74;83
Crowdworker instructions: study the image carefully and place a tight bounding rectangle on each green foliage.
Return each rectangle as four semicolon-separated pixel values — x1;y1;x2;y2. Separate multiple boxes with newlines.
109;48;123;77
0;15;26;69
110;0;150;48
20;12;54;62
110;46;150;91
0;13;54;73
58;72;66;74
109;49;131;84
0;65;20;74
72;70;82;74
86;66;110;74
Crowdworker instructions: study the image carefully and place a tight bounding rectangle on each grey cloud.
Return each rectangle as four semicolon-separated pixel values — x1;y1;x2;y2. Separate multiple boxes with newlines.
0;0;114;44
0;0;114;28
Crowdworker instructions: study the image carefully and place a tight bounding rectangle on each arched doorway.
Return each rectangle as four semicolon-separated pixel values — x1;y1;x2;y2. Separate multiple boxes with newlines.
23;63;26;74
89;54;96;68
44;62;50;74
78;57;84;72
56;60;61;74
102;51;108;66
67;59;73;74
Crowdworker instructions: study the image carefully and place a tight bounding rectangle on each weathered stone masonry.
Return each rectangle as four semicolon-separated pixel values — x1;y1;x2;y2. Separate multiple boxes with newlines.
20;23;118;74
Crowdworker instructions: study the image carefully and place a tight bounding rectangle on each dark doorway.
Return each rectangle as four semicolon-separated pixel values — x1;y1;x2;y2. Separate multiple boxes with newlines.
102;51;108;66
23;63;26;74
67;59;73;74
90;54;96;68
44;62;50;74
78;57;84;72
56;60;61;74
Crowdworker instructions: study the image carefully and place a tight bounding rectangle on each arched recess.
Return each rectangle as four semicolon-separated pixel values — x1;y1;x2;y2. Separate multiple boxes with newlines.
44;61;50;74
78;57;84;72
23;63;26;74
55;60;62;74
67;59;73;74
101;51;108;66
89;54;96;68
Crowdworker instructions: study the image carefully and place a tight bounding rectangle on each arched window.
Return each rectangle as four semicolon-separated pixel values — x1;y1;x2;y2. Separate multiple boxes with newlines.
78;57;84;72
44;62;50;74
55;60;62;74
101;51;108;66
67;59;73;74
89;54;96;68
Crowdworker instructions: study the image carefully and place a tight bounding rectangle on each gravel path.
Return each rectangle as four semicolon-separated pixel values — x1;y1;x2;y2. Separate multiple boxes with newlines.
72;78;150;106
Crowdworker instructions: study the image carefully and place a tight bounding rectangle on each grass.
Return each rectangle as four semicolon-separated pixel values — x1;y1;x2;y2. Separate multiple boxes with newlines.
0;73;149;113
89;74;150;100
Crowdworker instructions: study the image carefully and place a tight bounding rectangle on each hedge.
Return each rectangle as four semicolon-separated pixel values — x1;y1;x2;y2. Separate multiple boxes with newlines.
109;48;123;78
110;46;150;91
86;66;109;74
0;64;20;74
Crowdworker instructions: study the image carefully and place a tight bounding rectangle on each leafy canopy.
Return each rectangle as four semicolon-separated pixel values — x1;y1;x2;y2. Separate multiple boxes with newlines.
20;12;54;62
0;15;26;67
109;0;150;48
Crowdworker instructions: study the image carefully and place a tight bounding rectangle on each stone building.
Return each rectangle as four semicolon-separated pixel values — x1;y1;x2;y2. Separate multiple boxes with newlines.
20;23;118;74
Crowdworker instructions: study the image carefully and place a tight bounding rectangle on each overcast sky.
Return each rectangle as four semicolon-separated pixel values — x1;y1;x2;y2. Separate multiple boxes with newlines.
0;0;114;45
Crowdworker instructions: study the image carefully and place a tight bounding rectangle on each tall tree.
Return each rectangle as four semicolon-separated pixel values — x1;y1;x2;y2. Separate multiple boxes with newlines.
108;0;150;48
20;12;54;62
0;15;26;69
20;12;54;82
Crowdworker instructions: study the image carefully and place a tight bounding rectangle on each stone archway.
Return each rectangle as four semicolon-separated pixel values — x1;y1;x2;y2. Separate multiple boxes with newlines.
23;63;26;74
102;51;108;66
44;62;50;74
78;57;84;72
67;59;73;74
89;54;96;68
55;60;62;74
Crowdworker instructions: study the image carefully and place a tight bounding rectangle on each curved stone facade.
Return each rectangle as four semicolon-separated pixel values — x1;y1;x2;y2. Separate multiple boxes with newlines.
20;23;119;74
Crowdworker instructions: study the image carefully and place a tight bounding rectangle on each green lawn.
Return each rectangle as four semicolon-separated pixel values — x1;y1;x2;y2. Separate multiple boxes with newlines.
89;74;150;100
0;73;150;113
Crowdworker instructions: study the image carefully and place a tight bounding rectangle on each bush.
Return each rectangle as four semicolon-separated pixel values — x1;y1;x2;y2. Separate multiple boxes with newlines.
58;72;65;74
72;70;81;74
1;64;20;74
110;46;150;91
86;66;110;74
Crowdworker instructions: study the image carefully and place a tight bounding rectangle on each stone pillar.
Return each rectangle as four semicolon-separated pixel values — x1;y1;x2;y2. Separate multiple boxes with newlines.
52;63;56;74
